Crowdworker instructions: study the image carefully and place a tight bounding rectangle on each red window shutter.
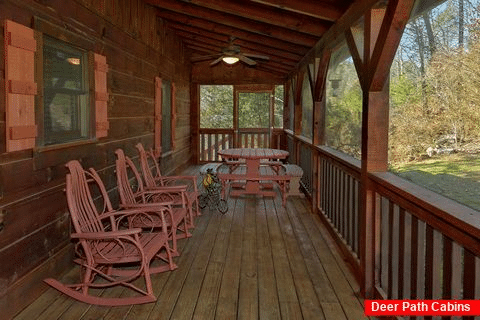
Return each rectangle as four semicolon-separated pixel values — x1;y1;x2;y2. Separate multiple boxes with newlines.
4;20;38;152
94;53;109;138
171;82;176;150
154;77;162;157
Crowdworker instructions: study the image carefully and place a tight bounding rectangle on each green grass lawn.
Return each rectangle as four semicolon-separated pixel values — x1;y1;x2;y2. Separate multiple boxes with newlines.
390;153;480;212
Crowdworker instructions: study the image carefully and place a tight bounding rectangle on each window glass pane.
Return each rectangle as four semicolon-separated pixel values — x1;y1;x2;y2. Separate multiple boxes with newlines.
274;85;284;128
389;0;480;211
301;73;313;138
43;36;89;145
200;85;233;128
288;84;294;130
325;43;362;159
162;80;172;153
238;92;269;128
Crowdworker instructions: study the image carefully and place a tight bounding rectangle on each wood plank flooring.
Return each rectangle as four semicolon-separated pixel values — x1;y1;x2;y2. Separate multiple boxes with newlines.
13;167;368;320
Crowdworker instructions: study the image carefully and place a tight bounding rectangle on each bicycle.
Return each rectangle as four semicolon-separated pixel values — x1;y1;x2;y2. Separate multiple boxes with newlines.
198;168;228;214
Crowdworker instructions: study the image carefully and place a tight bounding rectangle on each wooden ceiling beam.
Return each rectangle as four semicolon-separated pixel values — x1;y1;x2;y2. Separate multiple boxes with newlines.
172;28;302;63
186;45;218;56
166;20;310;56
170;0;331;37
249;0;345;22
149;1;319;47
295;0;381;76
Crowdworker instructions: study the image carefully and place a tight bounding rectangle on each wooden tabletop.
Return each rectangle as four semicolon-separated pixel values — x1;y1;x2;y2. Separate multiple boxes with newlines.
218;148;289;160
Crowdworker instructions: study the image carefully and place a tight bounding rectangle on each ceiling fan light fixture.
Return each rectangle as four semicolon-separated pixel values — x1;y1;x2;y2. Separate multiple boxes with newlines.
222;56;239;64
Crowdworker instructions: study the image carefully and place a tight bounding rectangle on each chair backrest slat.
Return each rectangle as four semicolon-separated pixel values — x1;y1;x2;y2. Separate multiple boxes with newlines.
65;161;111;234
115;149;146;206
136;143;158;188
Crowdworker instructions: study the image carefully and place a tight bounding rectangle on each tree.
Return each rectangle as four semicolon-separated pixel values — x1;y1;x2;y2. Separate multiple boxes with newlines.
200;85;233;128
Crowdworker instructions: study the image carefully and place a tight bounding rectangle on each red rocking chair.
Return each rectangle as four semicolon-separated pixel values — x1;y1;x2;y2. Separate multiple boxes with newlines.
44;160;177;306
136;143;200;227
115;149;191;257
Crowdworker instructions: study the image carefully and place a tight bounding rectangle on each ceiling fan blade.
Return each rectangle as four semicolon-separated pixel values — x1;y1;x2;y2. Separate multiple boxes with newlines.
210;56;224;66
244;53;270;60
237;54;256;66
191;54;221;62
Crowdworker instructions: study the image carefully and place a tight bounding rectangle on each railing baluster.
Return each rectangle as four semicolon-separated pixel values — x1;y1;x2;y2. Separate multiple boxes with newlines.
387;201;395;299
463;249;476;299
443;235;453;303
214;133;219;161
398;207;406;299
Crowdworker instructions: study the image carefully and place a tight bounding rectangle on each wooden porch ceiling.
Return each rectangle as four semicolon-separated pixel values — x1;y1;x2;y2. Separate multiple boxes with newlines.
142;0;355;78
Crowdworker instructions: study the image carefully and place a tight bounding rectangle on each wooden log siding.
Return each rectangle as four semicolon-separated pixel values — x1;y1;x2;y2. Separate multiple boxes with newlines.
0;0;190;318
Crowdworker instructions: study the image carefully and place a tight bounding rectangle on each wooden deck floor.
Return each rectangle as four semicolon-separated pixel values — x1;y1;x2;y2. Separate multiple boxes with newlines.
14;168;367;320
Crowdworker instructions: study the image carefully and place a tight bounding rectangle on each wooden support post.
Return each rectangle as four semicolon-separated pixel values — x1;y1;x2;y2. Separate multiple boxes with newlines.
359;83;389;298
312;51;330;212
357;0;415;298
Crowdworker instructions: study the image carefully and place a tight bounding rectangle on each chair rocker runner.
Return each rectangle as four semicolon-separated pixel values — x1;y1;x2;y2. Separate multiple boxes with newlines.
44;160;177;306
136;143;200;227
115;149;191;257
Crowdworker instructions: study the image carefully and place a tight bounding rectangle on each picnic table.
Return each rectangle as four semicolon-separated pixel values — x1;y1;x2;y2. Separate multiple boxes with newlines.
217;148;290;204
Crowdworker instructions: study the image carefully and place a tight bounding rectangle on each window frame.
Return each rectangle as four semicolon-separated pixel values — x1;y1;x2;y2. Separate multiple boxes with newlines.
40;35;91;146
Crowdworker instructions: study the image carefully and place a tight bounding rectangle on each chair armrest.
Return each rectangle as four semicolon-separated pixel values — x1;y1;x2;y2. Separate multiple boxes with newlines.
71;228;142;240
145;185;188;192
158;175;197;185
119;202;176;210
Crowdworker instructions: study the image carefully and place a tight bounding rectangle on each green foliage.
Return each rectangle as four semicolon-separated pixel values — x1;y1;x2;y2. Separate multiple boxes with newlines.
200;85;234;128
325;60;362;158
238;92;270;128
390;75;421;108
200;85;284;130
274;85;284;127
389;0;480;163
301;73;313;138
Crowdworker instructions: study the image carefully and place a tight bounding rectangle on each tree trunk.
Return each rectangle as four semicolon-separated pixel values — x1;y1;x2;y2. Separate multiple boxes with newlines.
459;0;464;49
422;12;436;58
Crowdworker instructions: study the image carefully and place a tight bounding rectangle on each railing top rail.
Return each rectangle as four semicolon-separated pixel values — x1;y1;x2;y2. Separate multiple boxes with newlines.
237;128;270;133
199;128;234;134
370;171;480;256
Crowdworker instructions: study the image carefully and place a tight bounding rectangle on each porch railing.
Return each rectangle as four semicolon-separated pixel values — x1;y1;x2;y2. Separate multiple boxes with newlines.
198;128;284;162
370;173;480;301
199;128;234;162
285;131;480;303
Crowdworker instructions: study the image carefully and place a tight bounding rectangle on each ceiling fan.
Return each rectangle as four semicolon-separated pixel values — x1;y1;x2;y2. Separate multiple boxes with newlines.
192;37;269;66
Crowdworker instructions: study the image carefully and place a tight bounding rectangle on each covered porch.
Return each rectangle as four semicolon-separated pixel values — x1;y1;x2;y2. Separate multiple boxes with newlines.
0;0;479;319
14;174;366;320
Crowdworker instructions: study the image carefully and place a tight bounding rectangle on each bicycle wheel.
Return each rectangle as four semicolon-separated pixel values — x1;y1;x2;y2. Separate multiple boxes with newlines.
198;194;208;209
217;199;228;214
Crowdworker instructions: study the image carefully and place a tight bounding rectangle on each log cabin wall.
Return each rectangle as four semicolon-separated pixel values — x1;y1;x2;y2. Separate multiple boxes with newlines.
0;0;191;318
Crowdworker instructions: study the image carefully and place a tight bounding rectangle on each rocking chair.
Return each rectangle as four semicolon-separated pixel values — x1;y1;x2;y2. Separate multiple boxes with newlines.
136;143;200;227
115;149;191;256
44;160;177;306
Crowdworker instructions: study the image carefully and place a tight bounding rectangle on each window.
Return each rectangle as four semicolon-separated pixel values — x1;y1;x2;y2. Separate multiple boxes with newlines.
238;91;270;128
288;84;295;131
161;79;172;153
42;36;90;145
200;85;234;128
325;42;362;159
301;73;313;139
274;85;284;128
388;0;480;211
